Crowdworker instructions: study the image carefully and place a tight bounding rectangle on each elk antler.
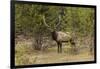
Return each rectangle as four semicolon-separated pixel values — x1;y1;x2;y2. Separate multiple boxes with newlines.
55;15;61;28
43;15;53;31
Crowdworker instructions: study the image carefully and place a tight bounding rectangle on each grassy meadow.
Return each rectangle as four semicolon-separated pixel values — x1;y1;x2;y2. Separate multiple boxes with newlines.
15;37;94;65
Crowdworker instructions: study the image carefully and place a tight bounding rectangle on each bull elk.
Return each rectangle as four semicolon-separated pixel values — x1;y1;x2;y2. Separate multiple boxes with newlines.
43;15;76;53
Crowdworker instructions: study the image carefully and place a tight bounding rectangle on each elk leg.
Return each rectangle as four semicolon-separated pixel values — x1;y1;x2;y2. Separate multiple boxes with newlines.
59;42;62;53
57;42;59;53
57;42;60;53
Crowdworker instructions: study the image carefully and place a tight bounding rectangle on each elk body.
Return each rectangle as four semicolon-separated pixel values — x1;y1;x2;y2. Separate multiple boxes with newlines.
51;31;75;53
43;15;76;53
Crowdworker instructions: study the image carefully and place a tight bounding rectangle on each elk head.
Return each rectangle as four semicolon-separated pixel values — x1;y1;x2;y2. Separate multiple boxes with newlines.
42;15;61;41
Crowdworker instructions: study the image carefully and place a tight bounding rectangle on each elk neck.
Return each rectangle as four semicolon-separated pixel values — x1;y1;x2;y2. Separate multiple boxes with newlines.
51;31;58;41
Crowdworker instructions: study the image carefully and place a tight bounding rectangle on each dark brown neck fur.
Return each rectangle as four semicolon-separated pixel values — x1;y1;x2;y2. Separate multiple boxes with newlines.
51;31;58;41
